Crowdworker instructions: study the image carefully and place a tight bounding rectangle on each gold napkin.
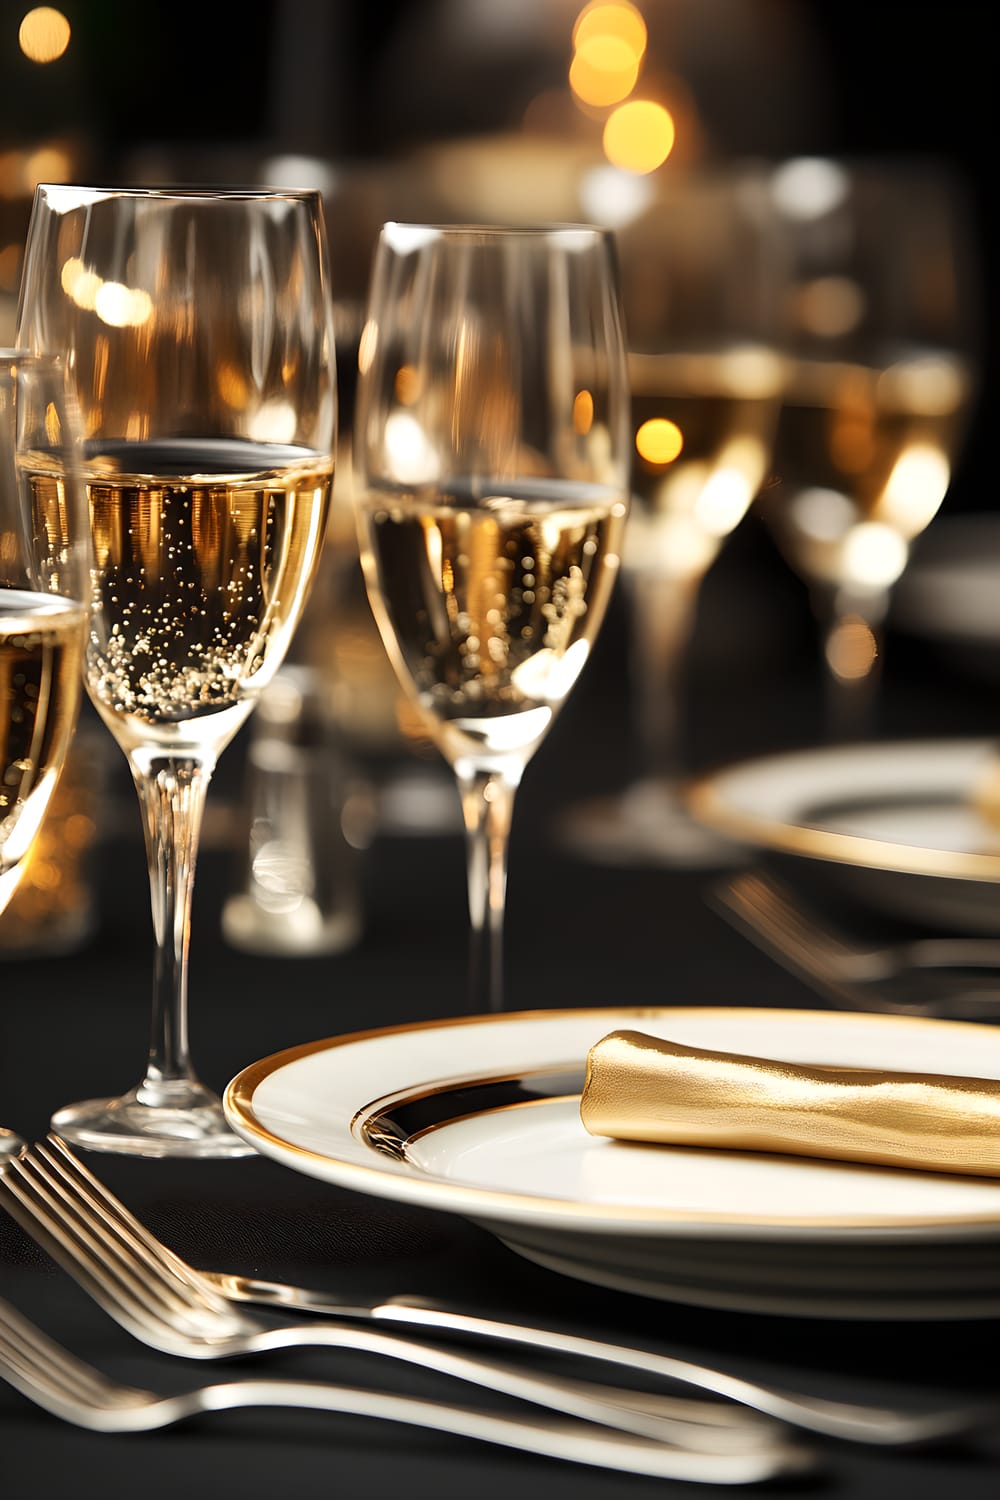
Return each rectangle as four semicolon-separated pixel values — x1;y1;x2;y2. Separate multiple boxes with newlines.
580;1029;1000;1177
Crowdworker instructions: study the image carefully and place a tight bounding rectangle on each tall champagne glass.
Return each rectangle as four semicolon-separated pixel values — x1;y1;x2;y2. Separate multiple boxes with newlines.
0;350;89;1157
562;167;787;866
761;157;981;739
17;186;336;1156
354;223;629;1012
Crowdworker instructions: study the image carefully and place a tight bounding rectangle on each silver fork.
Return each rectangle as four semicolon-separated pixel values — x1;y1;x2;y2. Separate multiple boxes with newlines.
0;1297;811;1483
710;869;1000;1015
0;1139;780;1455
3;1134;992;1449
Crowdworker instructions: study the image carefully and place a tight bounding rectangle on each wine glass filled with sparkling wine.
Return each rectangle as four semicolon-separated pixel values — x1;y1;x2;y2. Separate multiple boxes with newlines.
561;166;787;867
16;186;336;1156
354;224;629;1012
761;157;981;739
0;351;90;1159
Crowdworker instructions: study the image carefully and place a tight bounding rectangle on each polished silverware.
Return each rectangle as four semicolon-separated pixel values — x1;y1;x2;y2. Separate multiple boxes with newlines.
2;1134;991;1448
0;1138;778;1454
710;868;1000;1016
0;1130;23;1162
0;1297;808;1482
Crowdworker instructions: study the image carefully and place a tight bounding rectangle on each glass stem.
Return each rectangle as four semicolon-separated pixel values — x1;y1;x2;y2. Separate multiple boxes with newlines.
629;569;702;784
819;586;889;743
128;752;215;1101
456;765;519;1014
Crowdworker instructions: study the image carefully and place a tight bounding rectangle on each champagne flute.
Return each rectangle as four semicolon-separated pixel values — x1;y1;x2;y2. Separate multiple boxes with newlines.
354;223;629;1013
0;350;90;1154
562;166;787;865
16;186;336;1156
761;157;981;739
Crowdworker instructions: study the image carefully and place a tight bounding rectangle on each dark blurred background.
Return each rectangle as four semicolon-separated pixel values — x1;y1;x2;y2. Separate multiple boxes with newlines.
0;0;995;790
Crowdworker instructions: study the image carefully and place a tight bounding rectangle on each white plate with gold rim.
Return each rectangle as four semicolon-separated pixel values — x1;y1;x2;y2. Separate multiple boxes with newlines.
224;1006;1000;1319
687;738;1000;934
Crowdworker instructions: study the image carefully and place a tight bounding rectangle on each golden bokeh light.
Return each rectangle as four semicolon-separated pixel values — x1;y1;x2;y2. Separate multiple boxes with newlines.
569;35;640;108
395;364;422;405
18;6;71;63
602;100;675;173
635;416;683;465
574;2;647;57
825;614;878;683
573;388;595;435
23;144;72;187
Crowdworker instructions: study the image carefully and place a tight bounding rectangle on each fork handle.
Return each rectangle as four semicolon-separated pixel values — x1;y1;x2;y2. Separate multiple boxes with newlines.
166;1378;813;1483
230;1279;979;1447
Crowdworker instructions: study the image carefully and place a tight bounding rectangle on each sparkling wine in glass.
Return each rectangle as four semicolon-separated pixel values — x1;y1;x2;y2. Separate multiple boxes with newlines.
762;157;981;739
16;186;336;1156
354;223;630;1012
0;350;90;1157
563;166;787;866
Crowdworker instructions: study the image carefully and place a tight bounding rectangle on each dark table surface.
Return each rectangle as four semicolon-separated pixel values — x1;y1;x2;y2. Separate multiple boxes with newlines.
4;514;1000;1499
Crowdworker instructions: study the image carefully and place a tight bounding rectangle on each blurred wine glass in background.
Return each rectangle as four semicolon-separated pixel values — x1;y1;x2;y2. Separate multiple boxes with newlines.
760;156;982;741
561;163;787;866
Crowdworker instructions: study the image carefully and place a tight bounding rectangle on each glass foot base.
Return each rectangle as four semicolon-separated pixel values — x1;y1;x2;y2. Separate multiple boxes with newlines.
556;778;750;870
51;1082;257;1159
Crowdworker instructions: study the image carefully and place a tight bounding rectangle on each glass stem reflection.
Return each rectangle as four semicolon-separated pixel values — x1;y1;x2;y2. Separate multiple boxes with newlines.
130;752;215;1100
629;570;702;783
818;586;887;744
457;765;519;1014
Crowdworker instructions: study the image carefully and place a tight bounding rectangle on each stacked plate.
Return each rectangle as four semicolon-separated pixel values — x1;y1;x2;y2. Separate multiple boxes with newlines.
688;737;1000;934
225;1006;1000;1321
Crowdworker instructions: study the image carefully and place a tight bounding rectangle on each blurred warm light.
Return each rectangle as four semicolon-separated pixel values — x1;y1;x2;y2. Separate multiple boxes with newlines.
693;466;755;539
94;281;152;328
511;641;591;706
216;361;250;410
840;520;909;589
569;36;640;108
247;400;298;444
59;257;153;327
879;355;967;416
789;487;856;544
875;443;950;537
395;364;422;405
771;158;850;220
602;101;675;173
797;276;865;338
18;6;70;63
625;507;717;578
60;256;100;309
578;163;654;228
636;417;683;465
573;389;595;435
44;401;61;443
358;319;378;376
825;614;878;683
573;2;648;57
830;394;874;474
718;346;787;399
384;411;438;485
0;142;73;197
693;439;766;537
24;144;72;186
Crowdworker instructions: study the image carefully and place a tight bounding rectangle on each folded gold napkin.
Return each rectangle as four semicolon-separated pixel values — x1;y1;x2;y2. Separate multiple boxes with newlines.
580;1029;1000;1177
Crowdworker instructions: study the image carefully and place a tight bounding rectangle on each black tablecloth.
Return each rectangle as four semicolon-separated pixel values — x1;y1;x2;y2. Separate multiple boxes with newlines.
4;519;1000;1498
